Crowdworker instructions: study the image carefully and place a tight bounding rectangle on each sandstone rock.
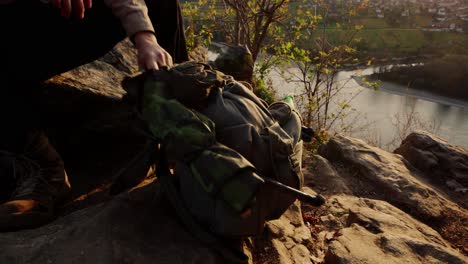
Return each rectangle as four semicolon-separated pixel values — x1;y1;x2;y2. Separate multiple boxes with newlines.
250;201;318;264
42;39;137;102
0;179;223;264
271;239;294;264
290;244;311;264
395;131;468;207
323;196;467;264
33;39;149;200
319;214;343;230
303;154;351;195
317;134;468;254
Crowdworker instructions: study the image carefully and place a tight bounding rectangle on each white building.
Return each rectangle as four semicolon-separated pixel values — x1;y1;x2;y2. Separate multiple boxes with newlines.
438;8;446;16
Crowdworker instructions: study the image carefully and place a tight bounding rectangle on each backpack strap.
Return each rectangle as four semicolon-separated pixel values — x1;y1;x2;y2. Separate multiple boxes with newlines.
156;146;249;264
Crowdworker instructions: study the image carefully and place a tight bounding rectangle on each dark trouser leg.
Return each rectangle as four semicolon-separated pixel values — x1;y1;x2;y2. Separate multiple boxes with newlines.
0;1;124;215
0;1;127;84
146;0;189;63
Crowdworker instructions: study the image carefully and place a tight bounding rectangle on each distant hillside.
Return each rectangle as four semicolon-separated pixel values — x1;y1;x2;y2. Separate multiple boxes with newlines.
180;1;468;60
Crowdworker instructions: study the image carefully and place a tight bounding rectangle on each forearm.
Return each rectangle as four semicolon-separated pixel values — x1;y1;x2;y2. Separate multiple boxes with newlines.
104;0;173;69
103;0;154;37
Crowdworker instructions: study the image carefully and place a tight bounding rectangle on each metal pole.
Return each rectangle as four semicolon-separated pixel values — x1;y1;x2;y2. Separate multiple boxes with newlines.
264;177;326;207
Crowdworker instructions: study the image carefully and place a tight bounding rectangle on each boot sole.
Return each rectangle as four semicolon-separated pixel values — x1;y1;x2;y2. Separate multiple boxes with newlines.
0;210;54;232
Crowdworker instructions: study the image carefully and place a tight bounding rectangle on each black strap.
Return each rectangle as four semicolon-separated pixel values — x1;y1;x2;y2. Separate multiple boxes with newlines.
156;147;248;264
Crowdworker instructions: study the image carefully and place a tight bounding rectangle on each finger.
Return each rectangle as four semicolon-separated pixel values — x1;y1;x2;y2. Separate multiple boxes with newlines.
61;0;72;18
71;0;85;19
156;52;170;68
52;0;61;9
147;59;159;71
139;54;158;71
166;53;174;67
84;0;92;9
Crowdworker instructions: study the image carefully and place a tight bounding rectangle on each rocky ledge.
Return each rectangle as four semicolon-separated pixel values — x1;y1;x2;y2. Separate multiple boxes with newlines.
0;41;466;264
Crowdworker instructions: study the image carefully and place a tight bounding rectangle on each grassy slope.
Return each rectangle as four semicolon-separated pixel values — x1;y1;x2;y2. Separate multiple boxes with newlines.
312;17;468;57
181;1;468;58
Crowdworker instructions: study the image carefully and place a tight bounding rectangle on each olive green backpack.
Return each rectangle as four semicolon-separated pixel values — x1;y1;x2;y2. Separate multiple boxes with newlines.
117;62;322;257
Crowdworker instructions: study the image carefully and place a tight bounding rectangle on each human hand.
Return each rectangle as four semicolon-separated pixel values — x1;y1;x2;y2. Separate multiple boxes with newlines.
51;0;92;19
134;32;173;71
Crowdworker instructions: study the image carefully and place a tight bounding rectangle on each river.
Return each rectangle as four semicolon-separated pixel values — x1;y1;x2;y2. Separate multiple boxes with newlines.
208;49;468;150
269;66;468;150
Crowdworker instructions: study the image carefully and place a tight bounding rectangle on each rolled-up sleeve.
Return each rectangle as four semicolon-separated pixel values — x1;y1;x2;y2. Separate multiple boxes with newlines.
104;0;155;37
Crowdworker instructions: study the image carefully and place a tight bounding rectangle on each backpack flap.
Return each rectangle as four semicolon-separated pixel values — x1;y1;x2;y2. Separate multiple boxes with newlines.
189;143;262;213
141;77;215;160
162;62;226;108
177;142;266;237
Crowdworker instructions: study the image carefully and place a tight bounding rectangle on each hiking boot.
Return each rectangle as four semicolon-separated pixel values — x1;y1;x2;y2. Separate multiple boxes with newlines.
0;131;71;232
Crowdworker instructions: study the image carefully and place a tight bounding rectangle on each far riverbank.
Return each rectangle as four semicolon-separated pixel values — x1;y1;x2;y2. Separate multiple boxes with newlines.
366;55;468;102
